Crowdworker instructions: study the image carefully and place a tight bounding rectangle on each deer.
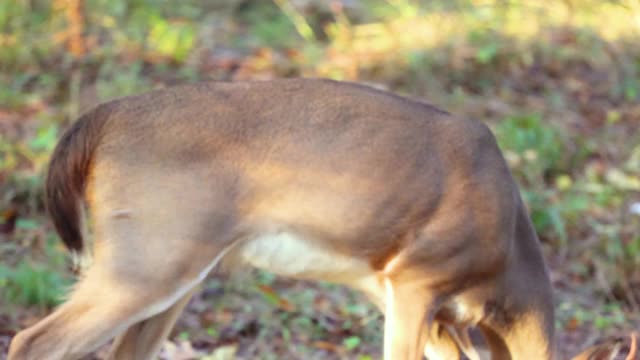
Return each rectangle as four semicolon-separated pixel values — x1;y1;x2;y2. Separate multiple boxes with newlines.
8;78;555;360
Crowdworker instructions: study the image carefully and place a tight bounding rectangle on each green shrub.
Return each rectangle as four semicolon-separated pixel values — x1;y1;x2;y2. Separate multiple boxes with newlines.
0;261;70;308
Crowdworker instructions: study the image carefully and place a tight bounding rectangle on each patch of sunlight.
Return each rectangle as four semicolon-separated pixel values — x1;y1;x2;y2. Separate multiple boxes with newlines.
147;16;195;62
0;34;17;46
314;0;640;79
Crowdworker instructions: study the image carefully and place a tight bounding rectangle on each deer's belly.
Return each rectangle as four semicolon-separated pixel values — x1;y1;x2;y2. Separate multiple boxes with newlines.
238;231;375;284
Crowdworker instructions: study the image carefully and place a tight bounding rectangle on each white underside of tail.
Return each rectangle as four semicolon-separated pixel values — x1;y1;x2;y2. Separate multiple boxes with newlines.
72;205;94;272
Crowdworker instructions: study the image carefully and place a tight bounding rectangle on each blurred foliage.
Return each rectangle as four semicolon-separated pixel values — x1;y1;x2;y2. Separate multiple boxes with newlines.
1;0;639;357
0;234;70;308
0;260;68;307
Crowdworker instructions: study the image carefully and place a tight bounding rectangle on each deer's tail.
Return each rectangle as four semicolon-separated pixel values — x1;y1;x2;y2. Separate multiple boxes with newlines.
45;104;112;254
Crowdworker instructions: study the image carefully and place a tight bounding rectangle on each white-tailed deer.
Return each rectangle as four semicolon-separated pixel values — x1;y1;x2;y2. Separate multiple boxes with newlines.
8;78;555;360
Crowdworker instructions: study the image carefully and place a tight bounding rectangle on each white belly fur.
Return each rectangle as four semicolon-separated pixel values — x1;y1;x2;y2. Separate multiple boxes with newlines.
239;231;375;284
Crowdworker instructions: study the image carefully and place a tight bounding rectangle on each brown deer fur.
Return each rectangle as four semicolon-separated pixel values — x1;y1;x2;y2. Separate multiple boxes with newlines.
8;78;555;360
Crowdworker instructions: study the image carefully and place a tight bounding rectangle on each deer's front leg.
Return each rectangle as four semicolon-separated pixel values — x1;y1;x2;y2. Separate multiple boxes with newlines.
381;275;435;360
358;274;461;360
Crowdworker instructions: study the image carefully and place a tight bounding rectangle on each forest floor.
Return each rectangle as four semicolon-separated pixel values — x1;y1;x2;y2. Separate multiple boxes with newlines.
1;1;639;359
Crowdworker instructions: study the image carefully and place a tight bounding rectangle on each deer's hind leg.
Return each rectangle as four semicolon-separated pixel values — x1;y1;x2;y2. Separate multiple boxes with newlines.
9;192;239;359
107;287;198;360
8;236;234;360
7;257;205;360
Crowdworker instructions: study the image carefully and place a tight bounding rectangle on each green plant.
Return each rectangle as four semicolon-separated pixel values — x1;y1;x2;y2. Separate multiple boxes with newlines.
0;260;70;308
494;114;567;185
